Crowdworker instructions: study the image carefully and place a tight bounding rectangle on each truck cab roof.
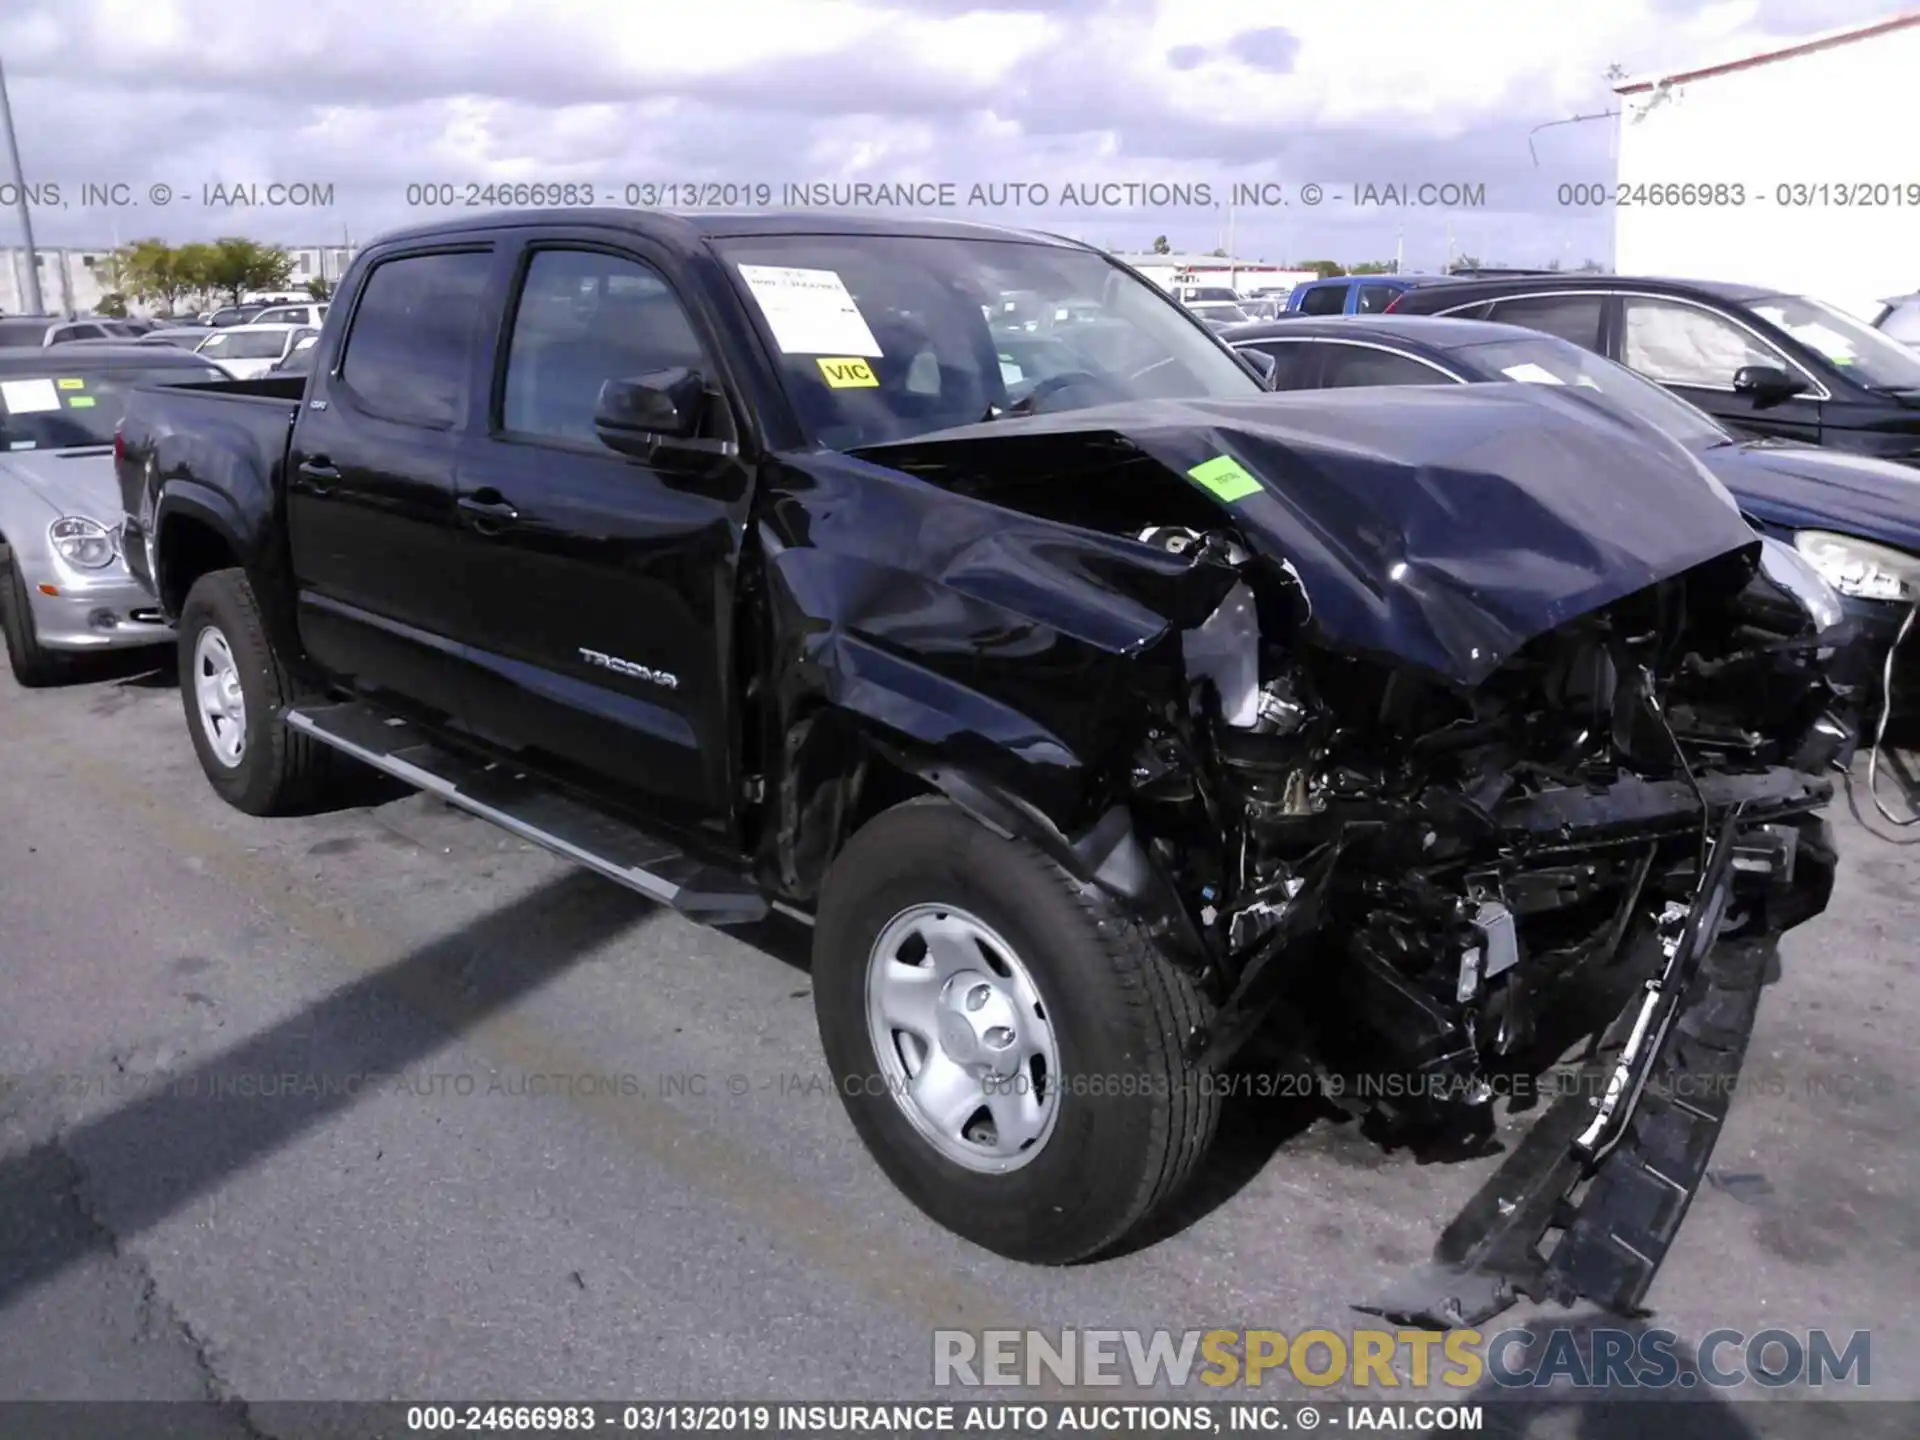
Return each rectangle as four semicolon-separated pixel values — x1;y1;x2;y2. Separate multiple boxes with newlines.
362;207;1099;255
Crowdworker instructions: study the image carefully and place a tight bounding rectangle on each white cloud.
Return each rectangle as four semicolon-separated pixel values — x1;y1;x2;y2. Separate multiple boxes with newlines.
0;0;1895;267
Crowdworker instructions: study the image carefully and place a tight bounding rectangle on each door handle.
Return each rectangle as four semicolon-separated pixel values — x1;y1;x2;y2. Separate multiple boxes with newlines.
458;489;520;534
295;458;340;494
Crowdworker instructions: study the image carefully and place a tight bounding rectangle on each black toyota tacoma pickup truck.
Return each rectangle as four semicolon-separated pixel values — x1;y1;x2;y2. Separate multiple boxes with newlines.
118;209;1847;1327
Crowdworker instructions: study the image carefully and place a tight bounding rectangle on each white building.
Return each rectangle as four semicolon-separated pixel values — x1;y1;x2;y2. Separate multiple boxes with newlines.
1612;10;1920;321
1105;252;1320;296
0;243;358;317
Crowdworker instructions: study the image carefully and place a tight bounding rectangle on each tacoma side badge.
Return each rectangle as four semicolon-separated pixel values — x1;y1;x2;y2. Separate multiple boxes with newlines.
580;647;679;689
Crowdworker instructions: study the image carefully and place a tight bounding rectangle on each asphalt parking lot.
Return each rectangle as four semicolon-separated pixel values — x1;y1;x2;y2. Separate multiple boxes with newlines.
1;647;1917;1435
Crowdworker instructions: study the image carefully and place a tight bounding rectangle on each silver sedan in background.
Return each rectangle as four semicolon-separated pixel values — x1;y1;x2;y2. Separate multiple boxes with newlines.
0;345;228;684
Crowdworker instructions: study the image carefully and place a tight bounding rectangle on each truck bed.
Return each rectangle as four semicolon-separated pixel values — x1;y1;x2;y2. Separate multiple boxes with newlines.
116;375;307;599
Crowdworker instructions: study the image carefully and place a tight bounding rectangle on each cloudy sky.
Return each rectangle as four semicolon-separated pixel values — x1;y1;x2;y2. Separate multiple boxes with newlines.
0;0;1897;269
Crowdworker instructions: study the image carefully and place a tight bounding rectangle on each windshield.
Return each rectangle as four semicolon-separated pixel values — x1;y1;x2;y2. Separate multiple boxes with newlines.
199;330;288;360
1450;334;1732;450
0;365;227;450
1740;293;1920;391
1195;304;1252;323
714;235;1263;449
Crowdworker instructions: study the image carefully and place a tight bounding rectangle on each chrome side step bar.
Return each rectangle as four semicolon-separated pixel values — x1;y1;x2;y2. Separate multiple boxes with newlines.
284;700;769;924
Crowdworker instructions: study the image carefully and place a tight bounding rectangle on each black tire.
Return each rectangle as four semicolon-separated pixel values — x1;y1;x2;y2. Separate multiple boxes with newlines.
177;567;333;815
0;548;72;687
813;798;1220;1263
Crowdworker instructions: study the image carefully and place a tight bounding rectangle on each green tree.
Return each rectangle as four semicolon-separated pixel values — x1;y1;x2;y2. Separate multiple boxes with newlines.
95;291;129;317
305;275;332;301
1349;260;1396;274
198;237;295;306
1207;247;1228;258
112;238;198;313
1298;259;1345;279
1151;235;1171;254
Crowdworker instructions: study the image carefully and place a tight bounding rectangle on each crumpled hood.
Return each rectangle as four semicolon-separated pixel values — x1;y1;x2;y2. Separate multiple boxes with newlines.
1706;439;1920;554
0;449;122;528
855;383;1759;685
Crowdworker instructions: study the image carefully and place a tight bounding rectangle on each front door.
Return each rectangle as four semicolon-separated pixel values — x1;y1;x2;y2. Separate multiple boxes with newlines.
448;240;753;834
1616;294;1823;443
288;245;495;722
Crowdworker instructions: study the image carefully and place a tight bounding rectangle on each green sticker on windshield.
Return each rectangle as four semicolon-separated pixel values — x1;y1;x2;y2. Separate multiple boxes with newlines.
1186;454;1262;503
56;378;84;390
67;395;96;408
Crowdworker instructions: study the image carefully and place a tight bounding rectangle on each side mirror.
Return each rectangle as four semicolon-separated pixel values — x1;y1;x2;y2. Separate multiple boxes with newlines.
594;367;705;454
593;367;739;468
1236;346;1279;387
1732;364;1809;407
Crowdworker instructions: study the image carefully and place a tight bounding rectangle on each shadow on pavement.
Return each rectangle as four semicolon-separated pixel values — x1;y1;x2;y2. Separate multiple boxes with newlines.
0;869;655;1317
1450;1315;1896;1440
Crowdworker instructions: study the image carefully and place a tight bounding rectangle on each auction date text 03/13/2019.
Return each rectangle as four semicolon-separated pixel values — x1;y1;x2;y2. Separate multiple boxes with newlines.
2;178;1919;213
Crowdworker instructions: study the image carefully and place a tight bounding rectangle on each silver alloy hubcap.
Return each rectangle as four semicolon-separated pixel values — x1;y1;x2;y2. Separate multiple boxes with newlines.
865;904;1060;1174
193;626;246;767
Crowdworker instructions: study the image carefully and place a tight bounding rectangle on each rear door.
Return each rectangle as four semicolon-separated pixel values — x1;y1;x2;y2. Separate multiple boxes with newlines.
287;244;496;722
1614;293;1824;443
447;234;755;828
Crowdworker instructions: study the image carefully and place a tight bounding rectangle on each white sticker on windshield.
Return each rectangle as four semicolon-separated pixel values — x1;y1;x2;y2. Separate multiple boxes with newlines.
736;265;883;357
1500;363;1566;386
8;440;36;450
0;378;61;413
999;360;1024;384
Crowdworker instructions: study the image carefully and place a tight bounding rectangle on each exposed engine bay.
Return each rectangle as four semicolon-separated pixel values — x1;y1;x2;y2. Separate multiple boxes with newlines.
1128;521;1840;1123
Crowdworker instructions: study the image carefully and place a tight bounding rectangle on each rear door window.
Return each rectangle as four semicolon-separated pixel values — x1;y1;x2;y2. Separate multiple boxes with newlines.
1485;294;1605;351
1319;345;1457;387
1355;285;1398;314
337;250;493;428
1234;341;1322;390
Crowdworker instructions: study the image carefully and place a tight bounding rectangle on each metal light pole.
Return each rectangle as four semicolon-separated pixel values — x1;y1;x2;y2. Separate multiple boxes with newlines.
0;55;43;314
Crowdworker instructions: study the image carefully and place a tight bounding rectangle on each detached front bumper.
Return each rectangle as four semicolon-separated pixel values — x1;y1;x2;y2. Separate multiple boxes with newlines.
24;563;174;651
1357;808;1835;1329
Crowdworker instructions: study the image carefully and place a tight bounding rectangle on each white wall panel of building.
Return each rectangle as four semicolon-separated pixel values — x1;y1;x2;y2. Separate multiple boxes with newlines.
1613;12;1920;321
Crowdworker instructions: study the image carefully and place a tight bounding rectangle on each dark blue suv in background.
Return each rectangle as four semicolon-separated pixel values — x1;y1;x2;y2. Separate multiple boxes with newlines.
1283;273;1462;316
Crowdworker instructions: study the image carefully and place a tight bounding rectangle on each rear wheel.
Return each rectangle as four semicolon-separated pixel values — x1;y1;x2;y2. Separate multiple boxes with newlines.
0;548;72;687
178;567;334;815
813;798;1220;1262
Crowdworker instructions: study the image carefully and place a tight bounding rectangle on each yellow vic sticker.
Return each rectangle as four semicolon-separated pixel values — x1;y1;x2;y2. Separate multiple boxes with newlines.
817;357;878;388
56;378;84;390
68;396;97;408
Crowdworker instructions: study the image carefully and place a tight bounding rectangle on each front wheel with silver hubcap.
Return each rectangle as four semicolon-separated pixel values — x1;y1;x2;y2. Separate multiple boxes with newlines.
866;903;1061;1174
814;797;1220;1264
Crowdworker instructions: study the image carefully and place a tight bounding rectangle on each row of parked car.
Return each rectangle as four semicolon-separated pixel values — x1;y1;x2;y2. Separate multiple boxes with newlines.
0;208;1872;1331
